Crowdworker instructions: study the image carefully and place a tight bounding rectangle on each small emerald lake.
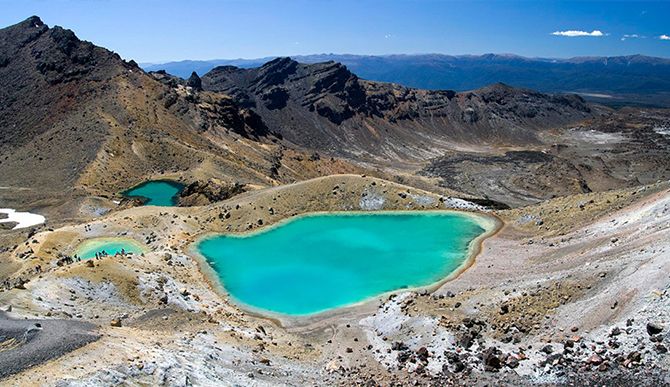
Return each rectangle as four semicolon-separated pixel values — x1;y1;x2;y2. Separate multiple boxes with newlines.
75;238;148;259
193;211;498;316
121;180;185;207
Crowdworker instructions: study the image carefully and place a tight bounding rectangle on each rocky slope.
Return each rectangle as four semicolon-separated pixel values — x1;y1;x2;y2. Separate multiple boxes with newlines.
0;17;360;220
202;58;594;161
420;109;670;206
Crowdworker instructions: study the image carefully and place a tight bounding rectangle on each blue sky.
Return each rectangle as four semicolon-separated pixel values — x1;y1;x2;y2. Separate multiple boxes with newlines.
1;0;669;62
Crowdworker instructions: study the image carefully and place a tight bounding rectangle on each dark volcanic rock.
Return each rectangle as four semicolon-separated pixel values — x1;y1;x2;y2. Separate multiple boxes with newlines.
391;341;409;351
483;347;502;372
178;179;247;206
505;355;519;369
416;347;429;362
647;322;664;336
186;71;203;91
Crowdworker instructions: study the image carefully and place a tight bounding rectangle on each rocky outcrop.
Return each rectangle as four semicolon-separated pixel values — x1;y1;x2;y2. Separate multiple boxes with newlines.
186;71;202;91
0;16;138;192
178;179;247;206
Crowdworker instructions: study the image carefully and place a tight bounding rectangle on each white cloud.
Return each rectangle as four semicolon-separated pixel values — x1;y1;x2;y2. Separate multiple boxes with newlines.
384;34;396;39
660;35;670;40
621;34;645;41
551;30;608;37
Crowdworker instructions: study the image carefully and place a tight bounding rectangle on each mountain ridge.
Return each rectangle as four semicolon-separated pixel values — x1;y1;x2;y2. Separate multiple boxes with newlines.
197;57;593;161
142;53;670;106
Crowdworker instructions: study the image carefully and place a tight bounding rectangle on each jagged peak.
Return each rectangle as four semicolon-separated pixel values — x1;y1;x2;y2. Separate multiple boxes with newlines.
22;15;45;29
1;15;48;35
208;65;244;75
0;15;49;49
261;56;298;69
187;71;202;90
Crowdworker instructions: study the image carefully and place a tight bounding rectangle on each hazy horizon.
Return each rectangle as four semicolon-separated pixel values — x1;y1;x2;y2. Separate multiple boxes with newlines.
1;0;669;63
139;51;670;66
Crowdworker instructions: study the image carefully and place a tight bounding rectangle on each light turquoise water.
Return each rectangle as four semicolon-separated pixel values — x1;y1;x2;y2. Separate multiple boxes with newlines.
195;212;493;316
75;238;148;259
122;181;185;207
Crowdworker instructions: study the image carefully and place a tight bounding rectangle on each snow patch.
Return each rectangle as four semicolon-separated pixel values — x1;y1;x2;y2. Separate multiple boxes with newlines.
0;208;45;229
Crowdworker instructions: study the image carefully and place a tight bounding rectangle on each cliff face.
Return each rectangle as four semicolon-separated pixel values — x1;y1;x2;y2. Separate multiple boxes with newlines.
202;57;593;161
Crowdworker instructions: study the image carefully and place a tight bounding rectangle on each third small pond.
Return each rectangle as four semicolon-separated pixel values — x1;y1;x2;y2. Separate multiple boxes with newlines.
121;180;186;207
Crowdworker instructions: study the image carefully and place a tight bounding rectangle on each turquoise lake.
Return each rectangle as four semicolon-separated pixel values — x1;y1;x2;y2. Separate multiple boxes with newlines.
194;211;496;316
122;180;185;206
75;238;148;259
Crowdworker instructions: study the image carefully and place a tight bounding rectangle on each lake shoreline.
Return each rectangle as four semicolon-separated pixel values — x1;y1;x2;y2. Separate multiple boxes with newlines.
188;209;502;327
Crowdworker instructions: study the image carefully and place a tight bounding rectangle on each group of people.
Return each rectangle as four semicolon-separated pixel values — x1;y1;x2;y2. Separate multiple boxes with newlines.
2;277;26;290
94;250;109;259
57;254;81;266
93;249;127;260
2;278;13;290
2;246;134;292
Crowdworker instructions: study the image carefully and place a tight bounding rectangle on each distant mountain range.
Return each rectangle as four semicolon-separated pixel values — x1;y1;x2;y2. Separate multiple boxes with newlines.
142;54;670;107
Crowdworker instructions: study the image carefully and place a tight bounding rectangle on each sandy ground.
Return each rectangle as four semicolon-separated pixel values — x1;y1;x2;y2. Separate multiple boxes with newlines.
0;175;669;386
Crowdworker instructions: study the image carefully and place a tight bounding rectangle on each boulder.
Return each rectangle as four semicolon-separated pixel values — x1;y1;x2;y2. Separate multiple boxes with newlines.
647;322;664;336
586;354;603;365
483;347;502;372
416;347;429;362
391;341;408;351
505;355;519;369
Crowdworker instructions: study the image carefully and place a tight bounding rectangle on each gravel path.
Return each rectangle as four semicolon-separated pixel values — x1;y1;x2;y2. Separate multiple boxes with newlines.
0;311;99;379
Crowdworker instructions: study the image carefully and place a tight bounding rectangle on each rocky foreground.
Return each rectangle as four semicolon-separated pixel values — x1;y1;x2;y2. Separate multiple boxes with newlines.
0;175;668;386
